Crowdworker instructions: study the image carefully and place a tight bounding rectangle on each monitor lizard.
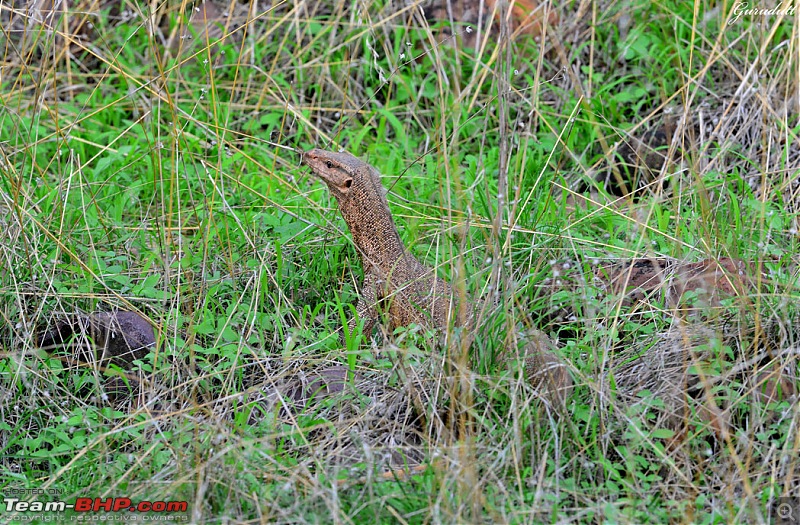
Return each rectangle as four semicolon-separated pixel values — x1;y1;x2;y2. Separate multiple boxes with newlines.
302;148;572;404
303;148;456;338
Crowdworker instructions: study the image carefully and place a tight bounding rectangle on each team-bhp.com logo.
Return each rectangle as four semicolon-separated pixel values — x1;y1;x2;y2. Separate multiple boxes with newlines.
4;496;189;521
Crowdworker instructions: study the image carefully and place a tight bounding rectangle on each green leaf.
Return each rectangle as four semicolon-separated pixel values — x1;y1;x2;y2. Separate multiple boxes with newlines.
195;317;216;335
376;108;408;148
651;428;675;439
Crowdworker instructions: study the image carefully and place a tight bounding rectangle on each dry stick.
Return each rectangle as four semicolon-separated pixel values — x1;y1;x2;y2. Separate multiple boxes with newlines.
493;0;512;325
460;1;514;519
467;5;509;517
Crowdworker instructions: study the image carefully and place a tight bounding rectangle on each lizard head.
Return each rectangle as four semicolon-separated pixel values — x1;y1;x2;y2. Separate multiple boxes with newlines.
302;148;403;261
302;148;384;203
302;149;358;198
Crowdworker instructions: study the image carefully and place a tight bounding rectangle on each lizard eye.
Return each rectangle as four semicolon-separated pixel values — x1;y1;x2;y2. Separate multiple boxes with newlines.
344;179;352;188
326;161;333;169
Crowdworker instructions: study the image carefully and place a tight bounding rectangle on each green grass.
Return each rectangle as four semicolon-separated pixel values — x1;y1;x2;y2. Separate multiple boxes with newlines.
1;0;798;522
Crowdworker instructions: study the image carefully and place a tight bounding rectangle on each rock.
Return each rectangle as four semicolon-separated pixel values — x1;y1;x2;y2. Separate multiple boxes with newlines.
285;365;354;410
37;310;156;368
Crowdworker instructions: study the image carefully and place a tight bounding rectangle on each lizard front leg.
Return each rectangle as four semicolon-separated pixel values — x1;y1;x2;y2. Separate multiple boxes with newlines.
345;269;380;343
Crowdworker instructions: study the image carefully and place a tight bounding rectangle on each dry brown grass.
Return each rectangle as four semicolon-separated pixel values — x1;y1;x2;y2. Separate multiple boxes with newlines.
1;0;799;522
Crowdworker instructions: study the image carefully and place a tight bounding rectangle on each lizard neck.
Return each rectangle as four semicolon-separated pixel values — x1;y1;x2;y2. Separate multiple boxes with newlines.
339;200;406;270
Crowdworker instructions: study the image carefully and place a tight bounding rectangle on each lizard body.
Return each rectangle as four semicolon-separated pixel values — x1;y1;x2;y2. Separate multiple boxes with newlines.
302;148;572;405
